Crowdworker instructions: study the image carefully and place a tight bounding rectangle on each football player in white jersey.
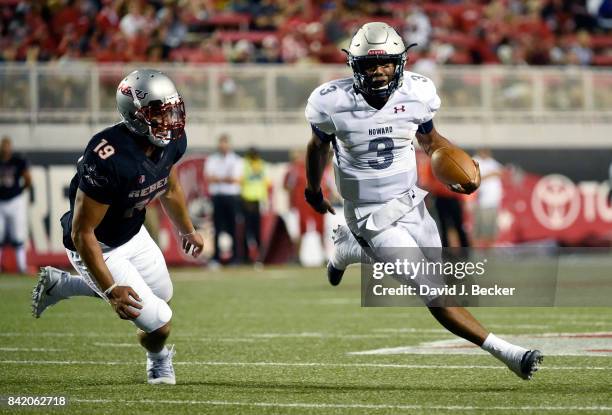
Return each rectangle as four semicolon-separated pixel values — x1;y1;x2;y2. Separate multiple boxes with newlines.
304;22;542;380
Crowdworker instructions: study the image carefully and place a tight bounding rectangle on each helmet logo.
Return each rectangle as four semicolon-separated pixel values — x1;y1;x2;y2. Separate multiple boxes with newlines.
367;49;386;55
394;105;406;113
118;84;148;100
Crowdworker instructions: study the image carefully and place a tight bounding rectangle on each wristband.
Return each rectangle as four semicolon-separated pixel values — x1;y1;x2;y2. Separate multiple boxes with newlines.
304;188;323;205
103;282;118;297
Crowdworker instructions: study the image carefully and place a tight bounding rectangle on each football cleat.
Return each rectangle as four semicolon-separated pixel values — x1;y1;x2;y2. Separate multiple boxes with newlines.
327;225;352;286
518;349;544;380
147;345;176;385
31;266;68;318
508;349;543;380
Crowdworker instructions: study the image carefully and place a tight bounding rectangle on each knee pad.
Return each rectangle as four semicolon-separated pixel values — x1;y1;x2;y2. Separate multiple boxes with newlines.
132;295;172;333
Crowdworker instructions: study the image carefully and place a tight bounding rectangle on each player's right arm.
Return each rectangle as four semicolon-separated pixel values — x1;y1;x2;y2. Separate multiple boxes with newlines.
71;190;143;319
305;132;335;214
304;82;338;214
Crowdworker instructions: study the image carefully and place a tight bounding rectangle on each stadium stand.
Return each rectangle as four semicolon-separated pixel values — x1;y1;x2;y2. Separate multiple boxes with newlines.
0;0;610;66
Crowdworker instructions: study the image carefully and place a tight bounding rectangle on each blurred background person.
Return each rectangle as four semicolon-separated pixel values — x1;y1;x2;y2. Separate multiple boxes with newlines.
472;148;504;247
0;136;31;273
240;147;270;264
205;134;243;265
419;154;470;250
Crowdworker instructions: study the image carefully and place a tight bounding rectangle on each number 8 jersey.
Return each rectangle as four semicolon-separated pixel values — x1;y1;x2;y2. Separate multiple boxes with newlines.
61;123;187;251
305;71;440;205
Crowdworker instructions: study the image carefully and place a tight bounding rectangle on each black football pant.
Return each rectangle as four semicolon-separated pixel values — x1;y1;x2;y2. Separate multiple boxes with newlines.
241;200;261;263
434;196;470;248
212;194;239;263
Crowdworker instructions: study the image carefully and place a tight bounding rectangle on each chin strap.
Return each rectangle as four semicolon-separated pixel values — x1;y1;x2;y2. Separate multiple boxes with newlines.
404;43;418;53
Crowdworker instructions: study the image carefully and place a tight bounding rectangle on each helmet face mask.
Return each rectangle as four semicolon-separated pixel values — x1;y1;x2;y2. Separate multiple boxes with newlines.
343;22;414;99
116;69;186;147
349;54;405;98
135;99;186;144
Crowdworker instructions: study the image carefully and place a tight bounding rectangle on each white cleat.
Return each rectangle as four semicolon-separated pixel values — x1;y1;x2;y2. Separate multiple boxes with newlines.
147;345;176;385
327;225;353;286
31;266;68;318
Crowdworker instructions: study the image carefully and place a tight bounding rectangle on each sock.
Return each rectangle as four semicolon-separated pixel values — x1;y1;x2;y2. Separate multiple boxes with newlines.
348;238;364;265
59;273;99;298
481;333;527;369
147;346;169;359
15;246;27;273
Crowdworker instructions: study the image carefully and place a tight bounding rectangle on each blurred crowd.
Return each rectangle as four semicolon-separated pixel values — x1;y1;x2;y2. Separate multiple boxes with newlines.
1;0;611;66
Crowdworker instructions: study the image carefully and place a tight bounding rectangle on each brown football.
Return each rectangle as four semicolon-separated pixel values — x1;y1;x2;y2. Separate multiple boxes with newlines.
431;147;478;186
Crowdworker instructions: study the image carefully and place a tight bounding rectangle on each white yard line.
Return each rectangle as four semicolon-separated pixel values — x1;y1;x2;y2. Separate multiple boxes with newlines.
69;398;612;412
0;347;64;352
92;342;136;347
0;360;610;370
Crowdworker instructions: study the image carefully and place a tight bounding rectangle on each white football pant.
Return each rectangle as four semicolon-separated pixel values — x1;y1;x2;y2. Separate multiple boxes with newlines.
67;226;172;333
0;193;28;245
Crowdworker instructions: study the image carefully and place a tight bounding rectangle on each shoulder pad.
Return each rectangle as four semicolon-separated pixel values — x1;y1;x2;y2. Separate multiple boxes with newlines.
403;71;440;112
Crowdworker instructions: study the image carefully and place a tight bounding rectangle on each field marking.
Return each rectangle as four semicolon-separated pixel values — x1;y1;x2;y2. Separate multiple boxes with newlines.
350;332;612;357
0;331;445;341
0;360;610;371
70;398;612;412
92;342;136;347
0;347;64;352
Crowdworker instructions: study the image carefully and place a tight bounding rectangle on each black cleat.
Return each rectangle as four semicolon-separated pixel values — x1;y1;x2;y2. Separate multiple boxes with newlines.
327;262;345;286
519;349;544;380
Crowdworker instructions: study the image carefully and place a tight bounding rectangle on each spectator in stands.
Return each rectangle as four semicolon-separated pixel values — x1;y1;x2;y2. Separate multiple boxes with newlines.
256;35;283;63
472;149;504;247
231;39;255;63
403;5;432;51
158;5;189;57
1;0;610;65
0;136;31;274
205;134;243;265
240;147;270;264
119;1;148;39
187;37;227;64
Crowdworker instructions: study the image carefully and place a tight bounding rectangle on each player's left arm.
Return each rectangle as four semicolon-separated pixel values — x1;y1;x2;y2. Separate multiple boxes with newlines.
160;166;204;257
415;121;480;194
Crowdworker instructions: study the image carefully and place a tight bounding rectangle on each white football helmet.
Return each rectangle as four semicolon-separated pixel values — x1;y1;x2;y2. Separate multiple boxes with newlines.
343;22;416;99
116;69;186;147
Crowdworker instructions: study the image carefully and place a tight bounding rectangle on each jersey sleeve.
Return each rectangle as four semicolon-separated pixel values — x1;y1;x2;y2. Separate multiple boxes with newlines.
304;83;337;135
173;133;188;164
77;148;119;205
409;73;441;124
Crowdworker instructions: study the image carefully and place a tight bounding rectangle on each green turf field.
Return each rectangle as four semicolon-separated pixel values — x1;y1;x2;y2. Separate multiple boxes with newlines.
1;267;611;414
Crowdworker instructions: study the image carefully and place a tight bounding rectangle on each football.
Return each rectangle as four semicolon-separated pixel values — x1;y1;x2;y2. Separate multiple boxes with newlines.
431;146;479;186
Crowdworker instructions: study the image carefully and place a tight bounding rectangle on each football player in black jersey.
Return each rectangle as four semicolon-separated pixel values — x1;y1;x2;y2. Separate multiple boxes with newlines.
0;136;31;273
31;69;204;385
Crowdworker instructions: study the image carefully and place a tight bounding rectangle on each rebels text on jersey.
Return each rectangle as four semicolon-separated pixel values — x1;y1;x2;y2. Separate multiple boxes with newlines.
61;123;187;250
305;71;440;205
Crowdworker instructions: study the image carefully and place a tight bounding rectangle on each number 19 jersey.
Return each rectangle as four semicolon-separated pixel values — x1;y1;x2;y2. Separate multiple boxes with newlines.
305;71;440;205
61;123;187;251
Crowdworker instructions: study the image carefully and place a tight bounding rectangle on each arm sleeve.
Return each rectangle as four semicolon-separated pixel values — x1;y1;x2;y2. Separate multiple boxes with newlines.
77;150;119;205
